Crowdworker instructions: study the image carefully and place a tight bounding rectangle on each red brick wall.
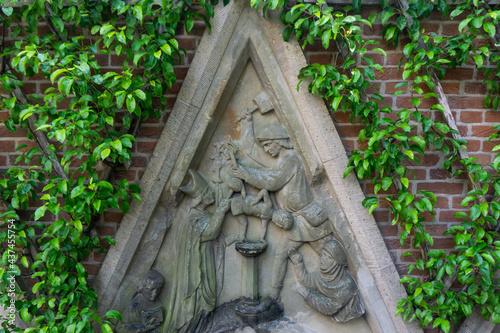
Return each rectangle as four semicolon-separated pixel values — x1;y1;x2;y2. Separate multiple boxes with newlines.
1;8;498;286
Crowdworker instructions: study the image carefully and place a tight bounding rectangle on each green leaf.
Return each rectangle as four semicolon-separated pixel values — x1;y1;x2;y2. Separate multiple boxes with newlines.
133;52;146;67
2;7;13;16
321;29;332;50
50;69;67;84
186;18;194;33
332;96;343;111
458;18;472;32
134;89;146;100
34;205;47;221
20;307;30;323
71;185;86;199
101;148;111;160
440;319;450;333
474;54;483;67
484;22;496;38
102;324;113;333
105;310;122;321
126;95;136;113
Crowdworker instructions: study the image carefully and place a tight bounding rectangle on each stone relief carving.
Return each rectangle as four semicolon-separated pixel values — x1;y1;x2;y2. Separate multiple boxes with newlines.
231;120;335;312
289;240;366;322
163;169;231;333
146;88;366;332
117;270;165;333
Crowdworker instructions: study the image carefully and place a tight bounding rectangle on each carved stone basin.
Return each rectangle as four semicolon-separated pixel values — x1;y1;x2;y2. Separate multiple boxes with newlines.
235;240;268;257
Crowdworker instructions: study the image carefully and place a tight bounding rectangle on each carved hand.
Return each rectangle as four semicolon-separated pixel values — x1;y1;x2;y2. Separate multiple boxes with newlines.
232;166;248;181
288;248;303;265
218;198;231;213
235;109;252;123
293;284;308;297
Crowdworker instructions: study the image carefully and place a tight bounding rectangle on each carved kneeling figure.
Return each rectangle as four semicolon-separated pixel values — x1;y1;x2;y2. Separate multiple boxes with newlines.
118;270;165;333
288;240;365;322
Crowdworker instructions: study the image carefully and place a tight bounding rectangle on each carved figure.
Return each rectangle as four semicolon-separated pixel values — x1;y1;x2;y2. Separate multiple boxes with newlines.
164;169;231;333
232;122;333;310
118;270;165;333
288;240;365;322
230;189;273;243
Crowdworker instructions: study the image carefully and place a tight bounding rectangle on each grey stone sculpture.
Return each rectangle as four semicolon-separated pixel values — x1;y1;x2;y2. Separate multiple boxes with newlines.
163;169;231;333
117;270;165;333
288;240;365;322
232;122;334;311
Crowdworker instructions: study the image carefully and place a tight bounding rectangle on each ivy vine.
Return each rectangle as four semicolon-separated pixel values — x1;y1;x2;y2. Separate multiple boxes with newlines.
1;0;500;332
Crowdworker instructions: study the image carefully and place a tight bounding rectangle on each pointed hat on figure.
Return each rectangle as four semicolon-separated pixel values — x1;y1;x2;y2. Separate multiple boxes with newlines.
180;169;212;198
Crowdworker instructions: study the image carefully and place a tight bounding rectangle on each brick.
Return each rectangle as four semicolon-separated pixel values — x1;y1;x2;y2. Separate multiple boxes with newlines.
436;196;449;209
443;68;474;81
375;67;403;80
335;124;365;138
0;141;15;152
439;210;467;223
425;224;448;235
137;126;163;140
406;154;440;167
431;237;455;249
396;96;437;109
441;23;460;36
449;96;485;109
340;139;355;152
471;125;496;137
84;263;102;276
466;139;481;152
483;139;500;152
385;239;411;250
93;251;107;262
174;67;189;80
103;211;124;223
96;226;116;236
420;23;439;33
464;82;487;95
373;210;389;223
303;40;338;53
459;111;483;123
176;38;197;50
378;225;398;237
308;53;332;65
417;182;465;195
484;111;500;123
189;22;207;37
469;153;492;166
136;141;157;154
441;82;460;95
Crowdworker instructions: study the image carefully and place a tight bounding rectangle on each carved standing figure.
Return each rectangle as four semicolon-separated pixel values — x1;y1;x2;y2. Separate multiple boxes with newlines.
288;240;365;322
118;270;165;333
164;169;231;333
232;122;333;311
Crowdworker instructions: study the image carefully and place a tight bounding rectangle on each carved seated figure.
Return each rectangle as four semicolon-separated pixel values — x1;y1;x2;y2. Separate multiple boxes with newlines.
288;240;365;322
118;270;165;333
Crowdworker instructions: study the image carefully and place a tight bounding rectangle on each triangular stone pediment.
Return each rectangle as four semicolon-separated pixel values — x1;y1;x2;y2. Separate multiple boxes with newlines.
94;1;422;332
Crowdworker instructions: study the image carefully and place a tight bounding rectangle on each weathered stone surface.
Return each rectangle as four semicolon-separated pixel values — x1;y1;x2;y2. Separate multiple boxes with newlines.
94;1;423;332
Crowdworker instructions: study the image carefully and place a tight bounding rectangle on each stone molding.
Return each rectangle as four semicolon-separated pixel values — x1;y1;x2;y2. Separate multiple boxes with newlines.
94;1;423;332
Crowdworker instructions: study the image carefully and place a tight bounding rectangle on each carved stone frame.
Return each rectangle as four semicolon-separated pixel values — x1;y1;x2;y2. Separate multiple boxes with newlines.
94;1;422;332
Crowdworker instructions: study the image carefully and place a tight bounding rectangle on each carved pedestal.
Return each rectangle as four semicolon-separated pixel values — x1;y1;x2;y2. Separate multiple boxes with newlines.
234;241;282;327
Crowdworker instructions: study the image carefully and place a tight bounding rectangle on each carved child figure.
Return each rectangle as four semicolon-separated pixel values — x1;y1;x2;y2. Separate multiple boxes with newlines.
119;270;165;333
288;240;365;322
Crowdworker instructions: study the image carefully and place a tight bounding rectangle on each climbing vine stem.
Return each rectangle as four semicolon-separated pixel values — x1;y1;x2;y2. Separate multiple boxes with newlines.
2;0;500;332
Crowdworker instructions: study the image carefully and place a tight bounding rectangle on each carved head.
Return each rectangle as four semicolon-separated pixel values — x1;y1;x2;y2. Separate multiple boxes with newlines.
180;169;215;205
257;124;293;157
320;240;348;273
140;270;165;302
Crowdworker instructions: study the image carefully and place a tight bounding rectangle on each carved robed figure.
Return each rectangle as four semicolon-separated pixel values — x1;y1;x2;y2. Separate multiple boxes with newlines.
163;170;230;333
